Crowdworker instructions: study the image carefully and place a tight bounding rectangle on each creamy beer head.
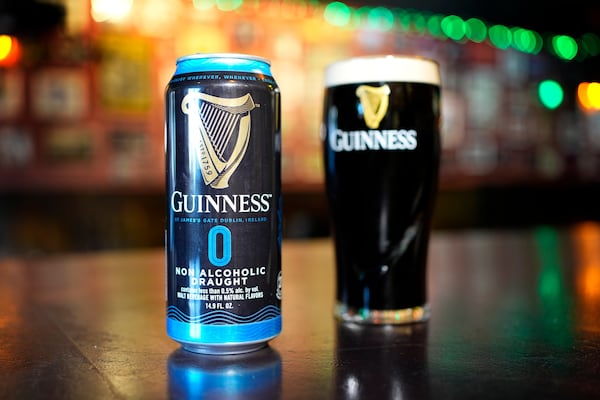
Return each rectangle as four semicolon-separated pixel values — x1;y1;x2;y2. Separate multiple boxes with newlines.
324;55;440;87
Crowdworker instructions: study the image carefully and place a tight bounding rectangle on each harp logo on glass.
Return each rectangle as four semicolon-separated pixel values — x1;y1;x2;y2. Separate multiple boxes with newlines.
182;92;257;189
329;84;418;153
356;84;390;129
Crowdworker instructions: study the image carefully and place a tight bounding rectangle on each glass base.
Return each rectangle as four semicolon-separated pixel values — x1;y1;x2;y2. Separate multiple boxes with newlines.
335;302;430;325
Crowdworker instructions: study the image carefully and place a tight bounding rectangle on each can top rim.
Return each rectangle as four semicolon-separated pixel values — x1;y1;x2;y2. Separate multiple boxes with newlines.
177;53;271;66
325;54;440;87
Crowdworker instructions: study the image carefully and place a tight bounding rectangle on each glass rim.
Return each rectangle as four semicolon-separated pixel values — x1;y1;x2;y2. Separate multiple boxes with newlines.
324;54;440;87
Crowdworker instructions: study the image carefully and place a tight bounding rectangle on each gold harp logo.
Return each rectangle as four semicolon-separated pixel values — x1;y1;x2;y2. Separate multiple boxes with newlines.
356;84;391;129
182;92;256;189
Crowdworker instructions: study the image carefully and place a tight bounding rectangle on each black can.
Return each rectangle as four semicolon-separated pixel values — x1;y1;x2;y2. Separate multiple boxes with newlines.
165;53;282;354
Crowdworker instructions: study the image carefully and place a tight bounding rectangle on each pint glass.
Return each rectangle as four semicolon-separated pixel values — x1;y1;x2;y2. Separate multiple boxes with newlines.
322;55;441;324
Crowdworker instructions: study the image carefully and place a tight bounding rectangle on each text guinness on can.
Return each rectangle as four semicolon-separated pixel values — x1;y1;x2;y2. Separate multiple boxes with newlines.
165;53;282;354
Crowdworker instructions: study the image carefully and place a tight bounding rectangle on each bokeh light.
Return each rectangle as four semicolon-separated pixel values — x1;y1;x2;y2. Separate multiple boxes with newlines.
396;10;411;32
91;0;133;22
538;80;564;110
0;35;13;60
577;82;600;112
367;7;395;31
426;14;445;39
552;35;578;60
580;33;600;57
323;1;351;27
512;28;542;54
412;12;427;34
0;35;20;66
441;15;465;41
317;2;598;62
465;18;487;43
488;25;512;49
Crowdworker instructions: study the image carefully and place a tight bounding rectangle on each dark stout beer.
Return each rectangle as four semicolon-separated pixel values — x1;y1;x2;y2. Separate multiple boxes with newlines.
322;56;441;324
166;54;282;353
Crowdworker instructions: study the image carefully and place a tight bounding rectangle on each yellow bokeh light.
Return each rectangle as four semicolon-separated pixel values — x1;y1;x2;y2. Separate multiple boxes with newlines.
587;82;600;108
0;35;13;60
0;34;20;66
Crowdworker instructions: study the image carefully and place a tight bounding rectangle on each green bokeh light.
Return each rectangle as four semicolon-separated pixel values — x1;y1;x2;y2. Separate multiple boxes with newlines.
488;25;512;49
441;15;465;41
581;33;600;56
538;80;564;110
323;1;352;27
465;18;486;43
396;10;411;31
412;12;427;33
530;30;544;54
353;6;371;28
367;6;395;31
552;35;578;60
512;28;540;54
317;2;597;62
426;15;445;39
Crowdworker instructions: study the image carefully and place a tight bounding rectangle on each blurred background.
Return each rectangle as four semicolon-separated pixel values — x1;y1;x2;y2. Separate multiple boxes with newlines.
0;0;598;254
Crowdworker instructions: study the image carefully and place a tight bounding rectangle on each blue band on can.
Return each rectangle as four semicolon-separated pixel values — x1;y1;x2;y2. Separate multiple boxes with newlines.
174;53;272;76
167;315;282;344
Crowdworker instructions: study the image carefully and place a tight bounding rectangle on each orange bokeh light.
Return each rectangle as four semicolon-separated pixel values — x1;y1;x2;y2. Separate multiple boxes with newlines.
577;82;600;113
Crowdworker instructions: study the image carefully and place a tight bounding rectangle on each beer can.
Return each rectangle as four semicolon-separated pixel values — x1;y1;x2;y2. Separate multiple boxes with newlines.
165;53;282;354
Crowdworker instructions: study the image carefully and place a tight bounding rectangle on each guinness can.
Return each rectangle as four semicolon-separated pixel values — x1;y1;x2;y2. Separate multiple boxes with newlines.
166;54;282;354
322;55;441;324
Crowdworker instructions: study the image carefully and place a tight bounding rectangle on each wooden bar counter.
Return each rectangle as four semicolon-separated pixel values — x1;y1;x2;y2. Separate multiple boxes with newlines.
1;226;600;399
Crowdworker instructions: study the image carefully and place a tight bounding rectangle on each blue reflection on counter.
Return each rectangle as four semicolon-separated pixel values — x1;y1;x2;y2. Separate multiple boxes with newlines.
168;346;281;399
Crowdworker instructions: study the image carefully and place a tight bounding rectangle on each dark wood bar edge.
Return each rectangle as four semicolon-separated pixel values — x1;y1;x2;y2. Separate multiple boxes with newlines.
2;227;600;399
